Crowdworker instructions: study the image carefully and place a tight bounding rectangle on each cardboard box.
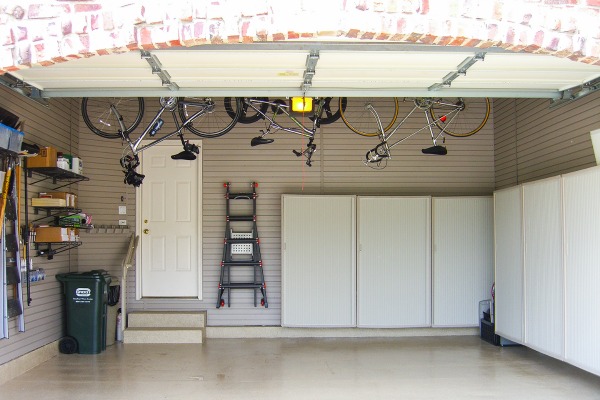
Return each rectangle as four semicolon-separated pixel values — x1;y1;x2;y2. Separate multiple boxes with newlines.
27;146;57;168
34;227;71;243
39;191;77;207
32;198;67;207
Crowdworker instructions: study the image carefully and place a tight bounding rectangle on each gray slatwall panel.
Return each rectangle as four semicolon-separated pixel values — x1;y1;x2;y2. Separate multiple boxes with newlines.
432;197;494;327
76;97;496;327
522;177;564;359
562;166;600;375
0;87;78;365
494;92;600;189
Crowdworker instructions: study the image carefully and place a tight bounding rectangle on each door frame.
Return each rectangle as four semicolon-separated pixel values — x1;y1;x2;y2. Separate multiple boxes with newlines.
135;139;203;300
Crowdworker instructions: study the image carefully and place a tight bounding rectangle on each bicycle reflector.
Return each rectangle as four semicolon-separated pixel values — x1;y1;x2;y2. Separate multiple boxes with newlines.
291;97;312;113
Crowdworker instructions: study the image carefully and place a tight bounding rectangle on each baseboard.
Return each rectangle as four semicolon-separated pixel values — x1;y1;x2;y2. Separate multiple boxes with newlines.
0;341;59;386
206;326;479;339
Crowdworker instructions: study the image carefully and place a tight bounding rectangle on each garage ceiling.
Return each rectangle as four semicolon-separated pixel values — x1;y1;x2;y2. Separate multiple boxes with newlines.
3;43;600;102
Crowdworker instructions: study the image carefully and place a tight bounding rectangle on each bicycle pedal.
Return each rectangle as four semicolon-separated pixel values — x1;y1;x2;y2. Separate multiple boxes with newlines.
421;145;447;155
251;137;275;146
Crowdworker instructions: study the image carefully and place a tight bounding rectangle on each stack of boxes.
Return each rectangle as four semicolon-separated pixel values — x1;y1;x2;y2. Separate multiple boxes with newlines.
32;191;88;244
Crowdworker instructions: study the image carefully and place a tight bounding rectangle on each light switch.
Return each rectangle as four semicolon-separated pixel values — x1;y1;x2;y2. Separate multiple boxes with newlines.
118;220;127;226
119;206;127;214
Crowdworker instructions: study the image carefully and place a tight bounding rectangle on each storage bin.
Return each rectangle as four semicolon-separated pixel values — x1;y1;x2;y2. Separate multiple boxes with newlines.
8;128;23;152
0;122;24;152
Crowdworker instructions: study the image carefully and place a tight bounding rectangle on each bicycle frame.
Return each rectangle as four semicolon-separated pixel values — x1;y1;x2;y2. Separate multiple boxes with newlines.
112;97;213;186
364;98;466;166
113;97;213;156
247;98;326;166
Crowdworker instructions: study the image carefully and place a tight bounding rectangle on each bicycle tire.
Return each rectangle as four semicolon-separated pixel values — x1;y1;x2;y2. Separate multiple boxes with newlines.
339;97;399;137
81;97;144;139
317;97;346;125
228;97;269;124
178;97;242;138
429;98;490;137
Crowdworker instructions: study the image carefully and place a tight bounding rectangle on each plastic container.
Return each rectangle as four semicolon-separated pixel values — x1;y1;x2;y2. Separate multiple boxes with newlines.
0;122;16;150
56;270;111;354
8;128;23;152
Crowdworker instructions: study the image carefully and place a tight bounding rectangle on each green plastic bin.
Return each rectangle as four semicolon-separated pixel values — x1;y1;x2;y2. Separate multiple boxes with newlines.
56;270;111;354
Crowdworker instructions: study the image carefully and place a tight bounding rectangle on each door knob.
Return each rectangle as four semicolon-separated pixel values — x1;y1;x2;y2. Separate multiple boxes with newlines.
143;229;150;234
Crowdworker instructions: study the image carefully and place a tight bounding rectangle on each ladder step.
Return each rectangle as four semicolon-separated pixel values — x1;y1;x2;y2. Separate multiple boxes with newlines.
227;193;255;199
228;216;255;222
223;261;261;266
225;238;257;244
220;283;263;289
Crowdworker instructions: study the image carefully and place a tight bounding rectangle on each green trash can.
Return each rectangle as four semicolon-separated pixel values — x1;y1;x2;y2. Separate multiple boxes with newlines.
56;270;111;354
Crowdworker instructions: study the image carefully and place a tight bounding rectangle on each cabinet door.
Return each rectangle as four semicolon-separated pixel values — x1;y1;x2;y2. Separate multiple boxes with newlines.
563;166;600;374
357;197;431;327
494;186;524;343
281;195;356;327
523;177;564;359
432;197;494;327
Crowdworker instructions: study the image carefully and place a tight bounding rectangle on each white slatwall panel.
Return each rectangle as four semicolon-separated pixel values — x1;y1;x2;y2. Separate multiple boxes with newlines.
357;197;431;327
562;166;600;375
493;186;524;343
432;197;494;327
522;177;564;358
281;195;356;327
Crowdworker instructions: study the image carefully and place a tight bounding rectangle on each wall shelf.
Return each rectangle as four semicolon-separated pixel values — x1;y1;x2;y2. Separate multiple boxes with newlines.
27;167;88;189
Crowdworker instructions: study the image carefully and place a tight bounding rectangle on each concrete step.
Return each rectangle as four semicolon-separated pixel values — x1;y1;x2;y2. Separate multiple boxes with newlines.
127;311;206;329
124;327;204;344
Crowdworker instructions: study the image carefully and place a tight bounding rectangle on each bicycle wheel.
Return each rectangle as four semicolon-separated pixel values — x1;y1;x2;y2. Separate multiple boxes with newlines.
227;97;269;124
178;97;242;138
317;97;346;125
339;97;399;137
429;98;490;137
81;97;144;139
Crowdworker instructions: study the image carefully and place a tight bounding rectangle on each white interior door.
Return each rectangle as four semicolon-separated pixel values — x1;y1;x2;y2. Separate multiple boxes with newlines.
137;141;202;298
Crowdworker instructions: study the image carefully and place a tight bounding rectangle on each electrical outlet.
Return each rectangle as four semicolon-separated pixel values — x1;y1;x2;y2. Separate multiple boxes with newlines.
118;220;127;226
119;206;127;215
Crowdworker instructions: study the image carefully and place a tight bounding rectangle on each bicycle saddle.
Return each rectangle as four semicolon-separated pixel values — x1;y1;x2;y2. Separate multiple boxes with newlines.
251;136;275;146
421;145;447;155
171;150;197;160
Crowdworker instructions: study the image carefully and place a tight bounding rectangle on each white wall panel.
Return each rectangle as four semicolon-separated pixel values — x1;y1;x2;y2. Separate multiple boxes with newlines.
493;186;524;343
357;197;431;327
432;197;494;327
281;195;356;327
522;177;564;358
562;166;600;375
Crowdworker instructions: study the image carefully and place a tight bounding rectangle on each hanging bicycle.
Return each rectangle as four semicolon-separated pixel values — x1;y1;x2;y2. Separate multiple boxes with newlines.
81;97;242;186
338;97;490;169
225;97;346;166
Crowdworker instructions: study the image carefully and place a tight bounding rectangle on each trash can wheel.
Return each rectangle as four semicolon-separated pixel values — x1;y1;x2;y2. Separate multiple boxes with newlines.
59;336;78;354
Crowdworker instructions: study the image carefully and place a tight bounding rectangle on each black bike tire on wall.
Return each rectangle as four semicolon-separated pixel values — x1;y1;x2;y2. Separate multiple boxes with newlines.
178;97;242;138
317;97;347;125
81;97;145;139
225;97;269;124
429;97;491;137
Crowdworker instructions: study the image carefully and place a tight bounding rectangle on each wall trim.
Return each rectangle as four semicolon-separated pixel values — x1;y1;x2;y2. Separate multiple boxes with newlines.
0;340;59;386
206;326;479;339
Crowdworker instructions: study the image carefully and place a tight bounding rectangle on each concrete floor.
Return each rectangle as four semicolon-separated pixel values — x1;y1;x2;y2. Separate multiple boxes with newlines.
1;336;600;400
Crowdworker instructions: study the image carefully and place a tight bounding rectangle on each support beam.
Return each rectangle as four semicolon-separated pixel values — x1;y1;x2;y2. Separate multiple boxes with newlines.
302;50;320;92
428;52;486;91
141;50;180;91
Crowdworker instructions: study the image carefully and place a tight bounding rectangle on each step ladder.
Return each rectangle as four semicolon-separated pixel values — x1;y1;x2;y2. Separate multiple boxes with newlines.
216;182;267;308
1;160;25;338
